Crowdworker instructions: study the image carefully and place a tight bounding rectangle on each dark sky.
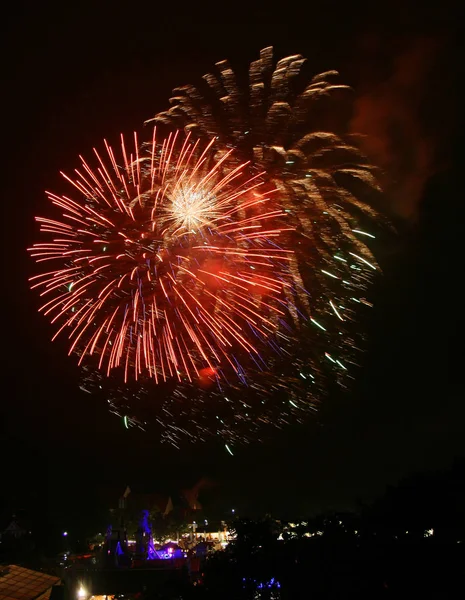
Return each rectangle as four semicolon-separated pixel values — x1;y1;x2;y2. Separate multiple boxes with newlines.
1;1;463;525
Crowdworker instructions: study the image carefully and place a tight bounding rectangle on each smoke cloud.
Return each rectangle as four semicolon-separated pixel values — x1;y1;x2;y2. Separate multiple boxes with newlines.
350;35;456;219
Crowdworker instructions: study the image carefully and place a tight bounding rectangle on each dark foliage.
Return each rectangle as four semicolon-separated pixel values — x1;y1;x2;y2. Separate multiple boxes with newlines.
198;460;464;599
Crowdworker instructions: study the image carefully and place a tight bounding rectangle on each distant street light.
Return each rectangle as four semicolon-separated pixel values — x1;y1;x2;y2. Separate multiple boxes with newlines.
63;531;68;537
77;585;87;598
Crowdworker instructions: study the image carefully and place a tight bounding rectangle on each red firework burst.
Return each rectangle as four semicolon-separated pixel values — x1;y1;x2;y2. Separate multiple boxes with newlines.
29;130;294;384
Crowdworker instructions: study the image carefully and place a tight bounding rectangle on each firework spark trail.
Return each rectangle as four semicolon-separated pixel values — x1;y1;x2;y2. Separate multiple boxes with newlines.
30;47;388;447
149;46;386;394
29;131;294;385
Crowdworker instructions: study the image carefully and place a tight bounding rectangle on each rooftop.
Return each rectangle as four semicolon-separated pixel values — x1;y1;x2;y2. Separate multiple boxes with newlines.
0;565;60;600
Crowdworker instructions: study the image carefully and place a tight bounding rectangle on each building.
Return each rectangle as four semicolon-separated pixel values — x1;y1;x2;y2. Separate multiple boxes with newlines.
0;565;61;600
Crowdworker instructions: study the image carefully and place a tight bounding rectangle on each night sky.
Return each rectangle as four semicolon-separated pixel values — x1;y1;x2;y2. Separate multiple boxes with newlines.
2;1;463;528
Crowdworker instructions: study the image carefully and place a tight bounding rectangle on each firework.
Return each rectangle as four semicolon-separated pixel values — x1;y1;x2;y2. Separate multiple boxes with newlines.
29;131;294;386
30;47;387;447
150;47;384;394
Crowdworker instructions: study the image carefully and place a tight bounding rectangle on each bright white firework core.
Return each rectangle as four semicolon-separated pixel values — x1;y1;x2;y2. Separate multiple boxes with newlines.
168;185;220;234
